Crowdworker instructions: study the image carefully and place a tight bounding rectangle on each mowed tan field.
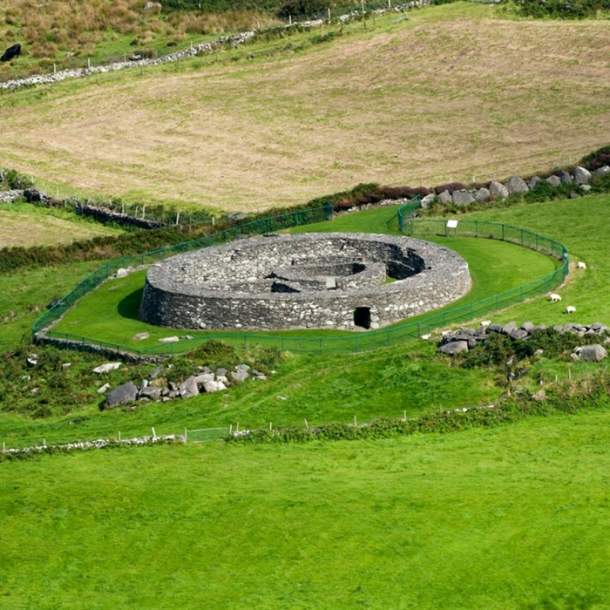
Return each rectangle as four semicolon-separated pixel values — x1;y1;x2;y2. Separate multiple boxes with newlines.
1;4;609;212
0;206;121;248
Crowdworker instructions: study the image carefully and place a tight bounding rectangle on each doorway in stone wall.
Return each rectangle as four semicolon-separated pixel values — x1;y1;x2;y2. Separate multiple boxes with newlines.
353;307;371;329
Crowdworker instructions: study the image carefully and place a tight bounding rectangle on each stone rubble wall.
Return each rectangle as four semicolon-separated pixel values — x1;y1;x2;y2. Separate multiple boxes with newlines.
0;1;431;93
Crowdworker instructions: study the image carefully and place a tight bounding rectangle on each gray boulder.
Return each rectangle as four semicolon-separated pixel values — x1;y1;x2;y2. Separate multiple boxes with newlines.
489;181;509;200
574;345;607;362
194;373;214;387
474;187;490;203
439;340;469;356
502;321;517;335
421;193;436;209
509;329;529;340
203;379;227;393
558;170;573;184
593;165;610;177
546;175;561;187
528;176;541;189
438;190;453;205
521;321;535;332
179;376;199;398
573;166;591;185
140;386;162;401
506;176;529;195
106;382;138;408
230;368;250;384
452;190;475;206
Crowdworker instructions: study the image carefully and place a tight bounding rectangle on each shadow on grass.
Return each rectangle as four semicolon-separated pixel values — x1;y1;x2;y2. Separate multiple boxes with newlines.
117;288;143;321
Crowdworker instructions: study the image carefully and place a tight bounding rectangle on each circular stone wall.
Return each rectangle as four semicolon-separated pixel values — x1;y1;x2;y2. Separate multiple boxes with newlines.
139;233;471;331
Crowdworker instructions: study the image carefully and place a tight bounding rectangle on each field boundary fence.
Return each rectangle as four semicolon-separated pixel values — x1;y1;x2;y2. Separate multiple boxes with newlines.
33;200;569;355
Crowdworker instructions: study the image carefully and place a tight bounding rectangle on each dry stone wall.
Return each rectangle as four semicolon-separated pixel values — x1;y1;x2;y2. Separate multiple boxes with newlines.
139;232;471;331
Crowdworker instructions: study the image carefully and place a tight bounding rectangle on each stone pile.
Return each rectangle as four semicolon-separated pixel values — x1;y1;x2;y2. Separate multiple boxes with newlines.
438;320;609;359
103;363;267;408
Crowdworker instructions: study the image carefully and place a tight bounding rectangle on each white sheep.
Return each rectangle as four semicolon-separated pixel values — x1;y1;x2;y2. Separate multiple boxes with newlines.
480;320;492;328
565;305;576;314
577;261;587;270
548;293;562;303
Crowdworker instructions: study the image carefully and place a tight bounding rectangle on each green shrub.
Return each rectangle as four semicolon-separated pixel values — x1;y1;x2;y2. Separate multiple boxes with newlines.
513;0;610;18
277;0;330;18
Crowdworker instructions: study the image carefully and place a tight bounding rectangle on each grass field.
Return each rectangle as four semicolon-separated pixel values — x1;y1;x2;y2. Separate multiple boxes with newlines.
0;203;123;248
2;407;610;609
1;2;609;211
49;204;558;353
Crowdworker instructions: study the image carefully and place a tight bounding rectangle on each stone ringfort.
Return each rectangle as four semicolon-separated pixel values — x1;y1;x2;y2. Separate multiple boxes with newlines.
139;233;471;331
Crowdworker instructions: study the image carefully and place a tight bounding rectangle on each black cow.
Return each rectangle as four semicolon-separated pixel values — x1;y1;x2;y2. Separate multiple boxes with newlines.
1;44;21;62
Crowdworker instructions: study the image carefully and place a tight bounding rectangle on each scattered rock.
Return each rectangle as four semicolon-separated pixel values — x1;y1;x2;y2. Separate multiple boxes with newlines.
506;176;529;195
546;175;561;187
26;354;39;367
528;176;542;189
474;187;490;203
438;190;453;205
158;336;180;343
573;344;607;362
97;383;111;394
93;362;122;374
573;166;592;185
452;190;475;206
105;382;138;408
439;340;469;355
133;332;150;341
179;376;199;398
115;268;129;278
489;181;509;200
420;193;436;208
593;165;610;178
558;170;573;184
203;380;227;393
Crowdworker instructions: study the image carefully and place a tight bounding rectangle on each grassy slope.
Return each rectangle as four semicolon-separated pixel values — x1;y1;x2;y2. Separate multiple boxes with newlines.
2;408;610;609
0;0;275;81
51;205;556;352
1;3;609;211
0;260;102;351
0;203;123;248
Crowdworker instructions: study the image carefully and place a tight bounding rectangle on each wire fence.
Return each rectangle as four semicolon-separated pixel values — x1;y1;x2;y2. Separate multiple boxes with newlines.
33;201;569;355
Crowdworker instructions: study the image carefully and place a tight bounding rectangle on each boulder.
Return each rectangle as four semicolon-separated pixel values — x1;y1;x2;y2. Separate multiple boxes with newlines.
97;383;111;394
509;329;529;340
528;176;542;189
558;170;573;184
439;340;469;355
106;382;138;408
193;373;215;387
133;332;150;341
546;175;561;187
158;336;180;343
115;268;129;278
489;181;508;200
230;369;250;384
502;321;517;335
506;176;529;195
420;193;436;209
574;345;607;362
452;190;475;206
203;380;227;393
593;165;610;178
140;386;162;401
521;321;535;332
438;190;453;205
93;362;122;374
474;187;490;203
573;166;591;185
179;376;199;398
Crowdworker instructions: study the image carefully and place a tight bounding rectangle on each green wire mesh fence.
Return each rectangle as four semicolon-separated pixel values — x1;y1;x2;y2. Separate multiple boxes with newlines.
34;202;569;354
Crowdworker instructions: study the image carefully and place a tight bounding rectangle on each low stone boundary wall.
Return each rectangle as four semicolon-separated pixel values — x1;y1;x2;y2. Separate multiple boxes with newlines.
1;433;184;460
0;1;431;92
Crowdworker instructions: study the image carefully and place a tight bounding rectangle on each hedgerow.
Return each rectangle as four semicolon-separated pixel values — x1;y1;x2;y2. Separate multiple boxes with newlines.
227;372;610;443
513;0;610;18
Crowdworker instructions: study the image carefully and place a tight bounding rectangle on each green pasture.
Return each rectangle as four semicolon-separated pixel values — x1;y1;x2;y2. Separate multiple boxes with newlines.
2;407;610;609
